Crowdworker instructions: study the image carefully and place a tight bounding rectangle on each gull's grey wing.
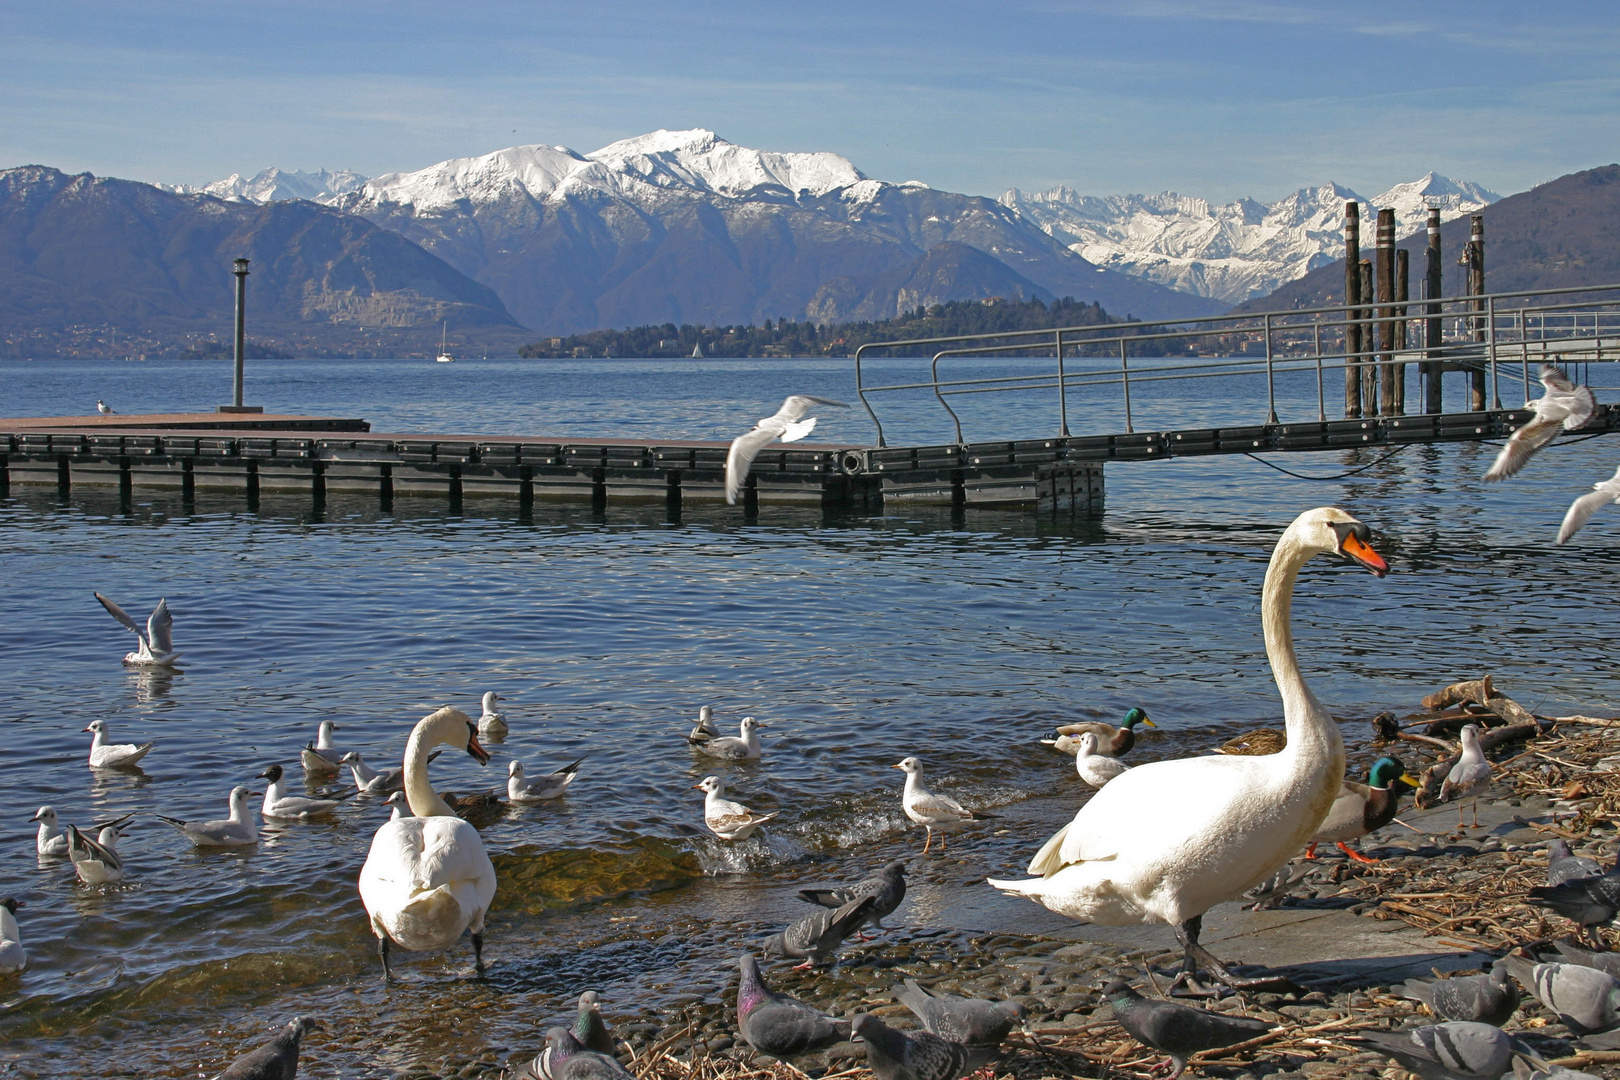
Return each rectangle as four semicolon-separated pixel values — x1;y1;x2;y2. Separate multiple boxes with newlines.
1541;364;1578;394
775;395;850;423
147;598;174;654
726;425;782;504
95;592;143;635
1484;417;1561;481
1558;471;1620;544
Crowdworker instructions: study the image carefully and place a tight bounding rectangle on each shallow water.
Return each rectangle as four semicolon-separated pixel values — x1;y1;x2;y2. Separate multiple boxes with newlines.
1;357;1617;1076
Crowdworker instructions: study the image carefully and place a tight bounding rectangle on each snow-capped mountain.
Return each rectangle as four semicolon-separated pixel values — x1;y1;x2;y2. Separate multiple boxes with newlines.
1001;173;1500;304
161;167;368;204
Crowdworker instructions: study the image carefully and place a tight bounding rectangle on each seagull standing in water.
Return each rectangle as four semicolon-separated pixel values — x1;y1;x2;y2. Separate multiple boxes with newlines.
725;395;849;504
1558;465;1620;544
1483;364;1598;481
93;592;180;666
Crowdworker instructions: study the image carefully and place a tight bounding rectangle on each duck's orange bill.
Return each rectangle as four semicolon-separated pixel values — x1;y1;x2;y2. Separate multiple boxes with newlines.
1341;533;1389;577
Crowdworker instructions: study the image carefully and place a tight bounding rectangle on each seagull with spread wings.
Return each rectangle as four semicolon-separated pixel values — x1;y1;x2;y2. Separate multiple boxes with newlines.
1558;465;1620;544
725;395;849;504
93;592;180;666
1483;364;1598;481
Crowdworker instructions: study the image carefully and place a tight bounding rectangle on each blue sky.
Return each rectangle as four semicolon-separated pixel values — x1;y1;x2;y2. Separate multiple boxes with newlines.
4;1;1618;203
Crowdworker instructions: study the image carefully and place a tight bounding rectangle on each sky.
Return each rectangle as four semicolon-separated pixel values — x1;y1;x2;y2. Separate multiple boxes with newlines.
4;1;1620;204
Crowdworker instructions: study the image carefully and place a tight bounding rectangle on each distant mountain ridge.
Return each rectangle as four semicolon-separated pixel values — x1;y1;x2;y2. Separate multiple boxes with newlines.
161;167;368;204
1001;173;1500;304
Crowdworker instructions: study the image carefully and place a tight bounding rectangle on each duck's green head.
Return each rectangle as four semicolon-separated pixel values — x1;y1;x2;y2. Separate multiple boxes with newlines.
1122;707;1156;729
1368;756;1420;790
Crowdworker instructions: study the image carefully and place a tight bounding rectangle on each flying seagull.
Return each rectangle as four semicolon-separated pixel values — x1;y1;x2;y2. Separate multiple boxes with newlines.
1483;364;1598;481
1557;465;1620;544
725;395;849;504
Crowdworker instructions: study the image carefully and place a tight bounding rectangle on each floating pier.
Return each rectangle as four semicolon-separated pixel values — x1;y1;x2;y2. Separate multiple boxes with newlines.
4;405;1616;516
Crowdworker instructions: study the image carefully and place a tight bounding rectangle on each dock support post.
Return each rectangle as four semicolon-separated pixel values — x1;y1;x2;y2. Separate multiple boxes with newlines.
311;460;326;511
379;464;393;512
519;466;534;513
741;475;758;519
1360;260;1377;414
1263;313;1278;423
1055;329;1070;436
1424;207;1444;414
181;459;195;504
118;456;132;506
591;468;607;515
665;470;682;521
1465;214;1486;411
1344;202;1363;417
0;456;8;500
1394;247;1409;415
245;461;259;511
1376;208;1396;416
448;464;463;515
57;455;70;498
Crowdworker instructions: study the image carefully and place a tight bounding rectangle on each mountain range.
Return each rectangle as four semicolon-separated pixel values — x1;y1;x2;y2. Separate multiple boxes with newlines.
1001;174;1500;305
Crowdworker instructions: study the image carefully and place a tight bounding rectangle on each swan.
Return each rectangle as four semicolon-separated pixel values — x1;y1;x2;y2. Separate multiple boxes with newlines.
0;898;23;974
988;507;1388;990
84;718;154;768
93;592;180;666
477;692;508;738
725;395;850;505
357;706;495;979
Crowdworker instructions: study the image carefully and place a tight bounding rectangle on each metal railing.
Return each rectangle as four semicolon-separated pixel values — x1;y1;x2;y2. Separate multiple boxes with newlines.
851;282;1620;446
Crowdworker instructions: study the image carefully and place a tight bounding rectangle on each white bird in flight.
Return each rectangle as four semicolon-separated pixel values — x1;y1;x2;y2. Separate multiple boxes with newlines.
1483;365;1598;481
725;395;850;504
93;592;180;666
1558;465;1620;544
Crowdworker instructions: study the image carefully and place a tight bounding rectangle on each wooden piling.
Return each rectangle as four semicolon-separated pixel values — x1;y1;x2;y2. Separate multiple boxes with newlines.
1377;208;1396;416
1360;259;1377;413
1464;214;1487;410
1395;247;1410;415
1424;207;1444;414
1344;202;1363;417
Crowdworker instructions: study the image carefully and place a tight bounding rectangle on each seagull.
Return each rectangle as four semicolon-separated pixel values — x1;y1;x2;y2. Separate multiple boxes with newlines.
299;720;346;777
797;860;907;939
215;1016;323;1080
850;1012;972;1080
31;806;69;855
157;786;260;847
894;756;985;854
93;592;180;666
1103;980;1277;1080
1346;1021;1545;1080
384;790;411;820
66;820;131;885
507;758;584;802
1484;364;1598;481
339;751;419;794
1439;723;1492;828
696;775;778;840
736;953;851;1063
97;399;114;414
687;705;721;743
1073;732;1130;789
1558;465;1620;544
688;715;763;761
477;691;508;738
84;718;155;769
725;394;850;504
257;764;348;820
763;894;876;970
0;898;24;974
1396;965;1521;1027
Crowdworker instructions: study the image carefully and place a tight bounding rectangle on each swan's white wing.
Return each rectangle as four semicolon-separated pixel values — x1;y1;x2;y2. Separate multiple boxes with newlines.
1557;483;1620;544
360;817;495;949
147;599;174;655
1026;822;1071;876
1483;416;1560;481
725;425;783;504
95;592;143;635
773;395;849;423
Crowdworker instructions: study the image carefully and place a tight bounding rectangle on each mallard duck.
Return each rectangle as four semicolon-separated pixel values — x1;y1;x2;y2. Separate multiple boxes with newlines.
989;508;1389;991
1216;728;1286;756
1048;707;1155;757
1305;756;1420;863
358;707;496;979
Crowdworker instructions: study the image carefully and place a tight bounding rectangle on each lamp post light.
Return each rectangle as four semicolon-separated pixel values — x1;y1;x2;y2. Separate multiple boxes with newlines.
219;258;263;413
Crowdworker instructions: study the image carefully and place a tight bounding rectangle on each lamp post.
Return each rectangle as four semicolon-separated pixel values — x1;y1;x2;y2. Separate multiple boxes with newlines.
219;257;263;413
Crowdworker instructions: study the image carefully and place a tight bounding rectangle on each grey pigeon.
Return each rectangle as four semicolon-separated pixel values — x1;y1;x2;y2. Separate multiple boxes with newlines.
1552;941;1620;980
215;1016;322;1080
1347;1022;1541;1080
763;893;876;969
851;1012;972;1080
1396;966;1520;1026
571;990;616;1056
798;860;907;937
736;953;850;1062
531;1028;632;1080
1499;953;1620;1035
1103;980;1275;1080
1548;841;1604;887
894;978;1026;1069
1527;864;1620;939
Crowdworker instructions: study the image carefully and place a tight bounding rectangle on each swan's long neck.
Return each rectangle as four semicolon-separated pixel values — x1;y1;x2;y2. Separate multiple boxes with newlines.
404;718;459;818
1262;530;1343;778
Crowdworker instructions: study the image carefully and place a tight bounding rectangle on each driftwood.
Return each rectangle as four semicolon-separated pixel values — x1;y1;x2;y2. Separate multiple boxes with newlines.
1422;675;1494;711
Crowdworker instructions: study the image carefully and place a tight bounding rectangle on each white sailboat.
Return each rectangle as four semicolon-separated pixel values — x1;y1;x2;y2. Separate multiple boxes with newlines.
691;341;703;358
436;321;454;363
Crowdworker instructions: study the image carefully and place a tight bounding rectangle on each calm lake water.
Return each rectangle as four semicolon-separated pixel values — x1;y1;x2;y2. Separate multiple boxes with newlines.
1;357;1617;1077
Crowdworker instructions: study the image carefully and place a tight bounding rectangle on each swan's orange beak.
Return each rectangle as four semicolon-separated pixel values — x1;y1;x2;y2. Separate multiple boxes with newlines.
465;724;491;765
1338;530;1388;578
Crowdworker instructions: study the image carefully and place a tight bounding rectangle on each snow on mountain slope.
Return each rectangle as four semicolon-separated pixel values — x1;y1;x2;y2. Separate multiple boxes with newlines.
161;167;367;203
1001;173;1500;303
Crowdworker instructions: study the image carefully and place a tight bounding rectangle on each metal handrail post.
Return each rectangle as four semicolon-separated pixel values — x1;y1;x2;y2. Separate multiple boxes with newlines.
1055;329;1070;436
1119;338;1134;433
852;344;887;447
1263;313;1278;423
1314;318;1325;421
1487;295;1501;409
931;351;966;445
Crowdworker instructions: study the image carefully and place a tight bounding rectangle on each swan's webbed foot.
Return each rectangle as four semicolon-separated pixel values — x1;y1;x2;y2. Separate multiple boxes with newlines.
472;931;486;975
1173;916;1301;996
378;935;394;983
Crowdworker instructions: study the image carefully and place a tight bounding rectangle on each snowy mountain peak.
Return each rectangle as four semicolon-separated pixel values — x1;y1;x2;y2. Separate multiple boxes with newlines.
159;167;367;204
586;128;865;198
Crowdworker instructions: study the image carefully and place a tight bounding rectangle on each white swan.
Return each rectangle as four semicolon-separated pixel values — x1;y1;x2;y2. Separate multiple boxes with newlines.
157;786;260;847
358;706;496;979
0;898;24;974
988;507;1388;989
477;692;508;738
84;718;154;768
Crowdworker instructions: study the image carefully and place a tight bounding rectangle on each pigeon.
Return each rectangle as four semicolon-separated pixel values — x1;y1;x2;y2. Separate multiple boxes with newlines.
851;1012;972;1080
84;718;155;768
1551;941;1620;980
798;860;907;938
1073;732;1130;788
1347;1022;1542;1080
1104;980;1275;1079
257;764;348;820
516;995;617;1080
894;978;1027;1068
1548;840;1605;887
1484;364;1599;481
696;775;778;840
569;990;616;1056
1439;724;1491;828
96;399;114;414
1528;864;1620;940
1558;465;1620;544
763;894;876;970
94;592;180;666
158;786;261;847
894;756;987;854
1396;965;1520;1026
477;691;508;738
688;715;763;761
687;704;721;743
215;1016;323;1080
508;758;584;802
736;953;851;1063
0;898;24;974
1499;953;1620;1035
725;394;850;504
525;1028;632;1080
